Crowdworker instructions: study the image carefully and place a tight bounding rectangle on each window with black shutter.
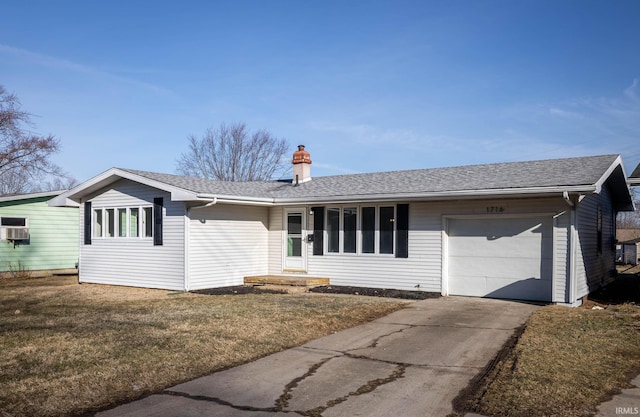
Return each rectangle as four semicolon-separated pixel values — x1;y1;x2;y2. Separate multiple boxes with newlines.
312;206;324;255
153;198;163;246
396;204;409;258
84;202;92;245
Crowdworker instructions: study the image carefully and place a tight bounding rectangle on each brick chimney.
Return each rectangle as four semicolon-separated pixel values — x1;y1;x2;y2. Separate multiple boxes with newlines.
292;145;312;184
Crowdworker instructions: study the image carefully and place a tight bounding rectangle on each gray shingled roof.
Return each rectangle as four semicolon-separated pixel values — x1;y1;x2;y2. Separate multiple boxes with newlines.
119;169;280;198
121;154;619;201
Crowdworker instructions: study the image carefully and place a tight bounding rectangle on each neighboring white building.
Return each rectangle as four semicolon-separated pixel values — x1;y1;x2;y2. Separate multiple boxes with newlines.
616;229;640;265
50;150;634;306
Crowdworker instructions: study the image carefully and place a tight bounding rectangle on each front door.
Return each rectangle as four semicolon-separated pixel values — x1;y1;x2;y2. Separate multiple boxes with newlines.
284;210;306;271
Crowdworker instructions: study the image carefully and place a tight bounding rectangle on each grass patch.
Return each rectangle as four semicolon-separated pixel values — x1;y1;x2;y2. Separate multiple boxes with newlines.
0;276;407;417
456;274;640;417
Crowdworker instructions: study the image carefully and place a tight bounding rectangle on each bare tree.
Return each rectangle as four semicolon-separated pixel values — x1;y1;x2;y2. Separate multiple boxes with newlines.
0;169;31;195
0;85;65;195
618;201;640;229
176;122;289;181
40;175;78;192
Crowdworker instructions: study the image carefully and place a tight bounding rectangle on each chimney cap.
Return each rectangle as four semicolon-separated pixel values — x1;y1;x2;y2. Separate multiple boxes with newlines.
292;145;312;165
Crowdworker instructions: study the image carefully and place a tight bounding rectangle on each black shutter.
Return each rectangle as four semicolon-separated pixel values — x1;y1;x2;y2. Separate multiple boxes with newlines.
312;206;324;256
154;198;163;246
396;204;409;258
84;201;92;245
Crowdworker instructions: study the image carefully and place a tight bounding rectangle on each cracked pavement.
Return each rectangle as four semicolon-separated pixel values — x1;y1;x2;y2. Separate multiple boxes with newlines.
96;296;539;417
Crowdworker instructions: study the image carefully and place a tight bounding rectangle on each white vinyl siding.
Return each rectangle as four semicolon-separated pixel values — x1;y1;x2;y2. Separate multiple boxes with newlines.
575;186;616;299
188;204;268;290
270;197;572;298
553;213;571;303
79;179;185;290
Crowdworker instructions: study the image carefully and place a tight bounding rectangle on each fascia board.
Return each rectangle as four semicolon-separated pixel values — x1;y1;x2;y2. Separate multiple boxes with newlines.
48;168;199;206
196;193;275;206
594;155;625;193
271;185;597;205
47;196;80;207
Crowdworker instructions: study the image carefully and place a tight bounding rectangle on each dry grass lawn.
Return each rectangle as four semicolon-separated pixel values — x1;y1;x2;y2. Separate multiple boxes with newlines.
0;276;407;417
457;283;640;416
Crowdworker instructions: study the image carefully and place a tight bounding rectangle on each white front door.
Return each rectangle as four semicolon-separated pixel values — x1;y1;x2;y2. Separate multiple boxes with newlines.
284;210;307;271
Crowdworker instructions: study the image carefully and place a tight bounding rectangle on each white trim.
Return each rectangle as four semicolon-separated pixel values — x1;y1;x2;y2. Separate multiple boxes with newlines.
184;205;190;292
594;155;625;194
273;185;598;206
0;216;29;227
567;205;577;304
441;218;449;296
552;216;558;303
283;208;307;272
91;205;153;240
442;212;557;300
49;168;199;207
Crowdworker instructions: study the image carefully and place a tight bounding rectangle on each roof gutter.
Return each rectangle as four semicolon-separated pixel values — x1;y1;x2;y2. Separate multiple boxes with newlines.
271;185;598;205
195;193;275;206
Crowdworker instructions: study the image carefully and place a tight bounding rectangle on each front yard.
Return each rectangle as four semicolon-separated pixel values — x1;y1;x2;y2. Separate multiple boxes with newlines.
0;276;407;417
455;266;640;417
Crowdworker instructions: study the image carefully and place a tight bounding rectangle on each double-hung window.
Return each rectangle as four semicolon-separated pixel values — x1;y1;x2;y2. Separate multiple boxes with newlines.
361;205;395;255
92;206;153;239
327;207;358;254
325;205;397;255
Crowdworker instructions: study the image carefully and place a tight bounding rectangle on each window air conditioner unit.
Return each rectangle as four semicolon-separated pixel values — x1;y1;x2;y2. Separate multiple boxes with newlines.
7;227;29;240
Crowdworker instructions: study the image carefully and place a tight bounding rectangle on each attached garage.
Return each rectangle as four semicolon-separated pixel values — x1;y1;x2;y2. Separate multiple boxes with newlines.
446;217;553;302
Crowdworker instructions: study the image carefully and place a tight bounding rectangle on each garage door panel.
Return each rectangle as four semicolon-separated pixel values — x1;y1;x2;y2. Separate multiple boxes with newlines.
450;257;550;280
447;217;552;302
449;238;548;258
448;218;547;237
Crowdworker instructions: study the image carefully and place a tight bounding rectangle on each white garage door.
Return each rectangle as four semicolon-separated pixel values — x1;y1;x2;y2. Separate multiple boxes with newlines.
447;217;553;302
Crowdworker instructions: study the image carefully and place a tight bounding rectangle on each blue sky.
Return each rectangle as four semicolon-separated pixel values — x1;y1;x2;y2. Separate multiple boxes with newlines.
1;0;639;182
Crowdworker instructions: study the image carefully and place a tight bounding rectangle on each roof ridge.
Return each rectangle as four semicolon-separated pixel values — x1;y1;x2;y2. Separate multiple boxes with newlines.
117;167;281;185
116;154;620;184
293;154;620;181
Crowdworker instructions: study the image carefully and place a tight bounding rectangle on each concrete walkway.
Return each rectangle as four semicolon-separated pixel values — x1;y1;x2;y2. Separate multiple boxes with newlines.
595;374;640;417
97;296;539;417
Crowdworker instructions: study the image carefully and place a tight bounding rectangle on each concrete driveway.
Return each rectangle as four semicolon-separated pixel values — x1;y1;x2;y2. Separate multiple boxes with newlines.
97;296;540;417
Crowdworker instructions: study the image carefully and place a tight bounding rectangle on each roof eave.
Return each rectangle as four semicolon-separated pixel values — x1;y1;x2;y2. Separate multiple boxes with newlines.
0;190;66;204
593;155;634;211
271;185;597;205
48;168;200;207
196;193;275;206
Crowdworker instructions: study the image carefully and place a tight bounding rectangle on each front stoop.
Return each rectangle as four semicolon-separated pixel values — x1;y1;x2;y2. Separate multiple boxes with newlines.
244;275;330;288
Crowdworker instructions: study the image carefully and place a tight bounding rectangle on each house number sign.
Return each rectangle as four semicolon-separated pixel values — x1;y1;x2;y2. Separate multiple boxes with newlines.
486;206;505;213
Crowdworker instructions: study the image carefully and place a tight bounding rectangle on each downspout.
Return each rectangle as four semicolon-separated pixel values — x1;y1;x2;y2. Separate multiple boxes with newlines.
184;204;190;292
190;197;218;210
563;191;574;208
563;192;578;305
